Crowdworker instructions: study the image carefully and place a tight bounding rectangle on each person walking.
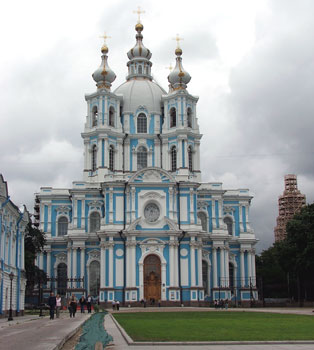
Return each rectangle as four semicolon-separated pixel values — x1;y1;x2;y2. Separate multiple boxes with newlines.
79;295;86;313
48;292;56;320
56;294;62;318
116;300;120;311
68;295;77;318
86;295;92;313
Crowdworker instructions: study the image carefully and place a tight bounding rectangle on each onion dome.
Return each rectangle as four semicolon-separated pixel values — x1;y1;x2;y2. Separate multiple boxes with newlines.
168;46;191;90
126;23;153;80
92;43;116;90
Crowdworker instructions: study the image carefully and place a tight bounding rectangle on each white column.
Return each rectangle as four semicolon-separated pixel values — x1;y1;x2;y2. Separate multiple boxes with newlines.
212;247;217;288
21;235;25;270
197;245;202;287
169;187;174;220
174;243;178;287
47;205;52;233
80;247;85;288
126;243;131;287
161;262;166;300
39;252;43;270
247;249;252;285
212;199;217;230
225;248;229;288
190;189;195;224
251;249;256;286
169;242;174;286
109;190;113;223
100;244;106;288
47;250;51;289
67;247;71;289
190;241;196;286
240;249;245;287
219;247;225;287
73;248;77;281
139;263;144;300
108;241;114;288
131;187;136;221
131;243;136;287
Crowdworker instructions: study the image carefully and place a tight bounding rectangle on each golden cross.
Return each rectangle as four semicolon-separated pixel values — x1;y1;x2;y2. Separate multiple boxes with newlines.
99;32;111;44
166;64;173;72
133;6;145;23
173;34;184;48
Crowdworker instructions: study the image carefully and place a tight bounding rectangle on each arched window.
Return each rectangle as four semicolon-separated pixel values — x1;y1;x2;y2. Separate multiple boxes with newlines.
188;146;193;172
91;145;97;171
89;260;100;297
58;217;68;236
90;212;101;232
109;145;114;171
229;263;234;291
137;146;147;170
138;65;142;74
224;217;233;235
131;65;134;74
171;146;177;172
57;263;67;296
170;107;176;128
137;113;147;133
92;106;98;127
197;212;207;232
109;106;115;127
202;260;209;295
187;107;192;128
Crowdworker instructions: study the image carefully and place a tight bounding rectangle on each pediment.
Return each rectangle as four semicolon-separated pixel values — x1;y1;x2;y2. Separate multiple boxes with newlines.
129;167;175;183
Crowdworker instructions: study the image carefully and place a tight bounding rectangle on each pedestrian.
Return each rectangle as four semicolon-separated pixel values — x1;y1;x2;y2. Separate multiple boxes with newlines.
86;295;92;313
112;300;116;310
48;291;56;320
214;299;218;309
56;294;62;318
116;300;120;311
68;295;77;318
225;299;229;310
79;295;86;313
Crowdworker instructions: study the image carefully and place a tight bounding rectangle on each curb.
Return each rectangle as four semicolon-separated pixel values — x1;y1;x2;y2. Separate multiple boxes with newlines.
53;314;92;350
110;314;314;346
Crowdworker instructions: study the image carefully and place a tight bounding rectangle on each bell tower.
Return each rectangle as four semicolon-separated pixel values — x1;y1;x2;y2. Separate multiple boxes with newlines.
161;36;202;182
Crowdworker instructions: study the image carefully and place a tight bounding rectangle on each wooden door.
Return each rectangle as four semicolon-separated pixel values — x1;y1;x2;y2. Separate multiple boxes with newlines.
144;255;161;303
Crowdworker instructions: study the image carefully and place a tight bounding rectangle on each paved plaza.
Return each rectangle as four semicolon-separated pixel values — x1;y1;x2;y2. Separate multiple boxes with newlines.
0;307;313;350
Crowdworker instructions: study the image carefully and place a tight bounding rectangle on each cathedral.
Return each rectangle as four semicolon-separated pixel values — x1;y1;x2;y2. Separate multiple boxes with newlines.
35;19;258;306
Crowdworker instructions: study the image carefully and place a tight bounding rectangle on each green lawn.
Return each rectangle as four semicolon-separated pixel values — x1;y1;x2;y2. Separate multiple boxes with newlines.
113;311;314;341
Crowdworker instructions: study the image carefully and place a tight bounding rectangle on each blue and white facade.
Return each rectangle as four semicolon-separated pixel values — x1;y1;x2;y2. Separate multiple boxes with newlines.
0;174;29;316
35;22;258;305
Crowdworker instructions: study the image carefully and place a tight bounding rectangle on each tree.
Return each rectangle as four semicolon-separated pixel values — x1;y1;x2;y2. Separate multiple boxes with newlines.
283;203;314;302
24;222;47;293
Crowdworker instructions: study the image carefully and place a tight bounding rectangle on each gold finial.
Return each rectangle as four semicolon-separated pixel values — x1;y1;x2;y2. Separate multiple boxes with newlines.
166;64;173;72
133;6;145;23
173;34;184;49
99;32;111;54
99;32;111;44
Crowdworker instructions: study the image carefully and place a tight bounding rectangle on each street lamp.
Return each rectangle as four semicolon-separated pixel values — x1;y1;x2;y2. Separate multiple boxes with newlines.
8;272;14;321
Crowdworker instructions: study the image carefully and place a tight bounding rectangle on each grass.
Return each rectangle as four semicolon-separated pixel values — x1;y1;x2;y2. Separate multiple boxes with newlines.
113;311;314;341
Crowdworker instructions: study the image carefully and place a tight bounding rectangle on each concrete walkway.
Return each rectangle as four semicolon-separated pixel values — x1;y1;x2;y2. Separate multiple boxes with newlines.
0;312;91;350
106;307;314;350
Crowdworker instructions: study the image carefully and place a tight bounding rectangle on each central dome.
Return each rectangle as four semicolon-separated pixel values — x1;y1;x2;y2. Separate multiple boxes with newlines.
114;79;166;114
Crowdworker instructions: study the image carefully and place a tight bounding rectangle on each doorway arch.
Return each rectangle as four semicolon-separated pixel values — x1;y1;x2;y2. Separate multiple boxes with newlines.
144;254;161;304
57;263;67;296
89;260;100;297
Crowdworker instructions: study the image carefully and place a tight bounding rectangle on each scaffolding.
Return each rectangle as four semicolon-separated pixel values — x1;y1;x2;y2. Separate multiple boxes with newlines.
274;174;306;242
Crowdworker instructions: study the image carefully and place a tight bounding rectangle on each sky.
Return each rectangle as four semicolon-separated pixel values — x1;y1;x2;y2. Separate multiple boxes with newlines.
1;0;314;253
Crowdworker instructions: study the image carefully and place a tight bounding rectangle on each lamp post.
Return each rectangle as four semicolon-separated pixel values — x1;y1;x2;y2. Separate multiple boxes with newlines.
8;272;14;321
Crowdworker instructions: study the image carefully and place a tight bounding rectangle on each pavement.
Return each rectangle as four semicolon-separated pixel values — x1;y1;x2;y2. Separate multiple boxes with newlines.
0;307;313;350
0;311;91;350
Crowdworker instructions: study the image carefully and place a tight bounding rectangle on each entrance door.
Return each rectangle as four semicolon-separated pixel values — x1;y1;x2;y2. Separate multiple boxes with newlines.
144;255;161;304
